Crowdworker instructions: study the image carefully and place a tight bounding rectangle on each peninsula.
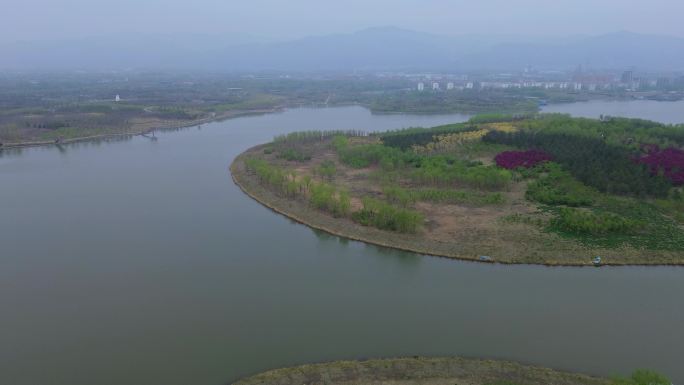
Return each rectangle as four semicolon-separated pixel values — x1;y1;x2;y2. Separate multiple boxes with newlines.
231;114;684;265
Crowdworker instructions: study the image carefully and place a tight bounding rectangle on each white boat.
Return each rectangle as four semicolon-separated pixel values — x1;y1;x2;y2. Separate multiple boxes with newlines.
593;256;602;266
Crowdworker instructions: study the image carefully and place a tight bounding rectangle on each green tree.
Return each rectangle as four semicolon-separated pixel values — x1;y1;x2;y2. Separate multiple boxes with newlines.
611;369;670;385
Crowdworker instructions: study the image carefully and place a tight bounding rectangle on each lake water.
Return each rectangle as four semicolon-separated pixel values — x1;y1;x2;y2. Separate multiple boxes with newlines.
542;98;684;124
2;102;684;385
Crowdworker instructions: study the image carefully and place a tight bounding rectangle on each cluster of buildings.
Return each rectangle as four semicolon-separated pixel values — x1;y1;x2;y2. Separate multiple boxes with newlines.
415;70;684;93
416;80;603;92
416;81;474;91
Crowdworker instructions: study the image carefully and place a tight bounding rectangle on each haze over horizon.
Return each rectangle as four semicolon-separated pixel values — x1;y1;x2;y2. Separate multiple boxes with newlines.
3;26;684;72
2;0;683;44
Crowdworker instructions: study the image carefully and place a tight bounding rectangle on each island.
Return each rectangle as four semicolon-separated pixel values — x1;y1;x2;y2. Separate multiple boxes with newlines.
231;113;684;266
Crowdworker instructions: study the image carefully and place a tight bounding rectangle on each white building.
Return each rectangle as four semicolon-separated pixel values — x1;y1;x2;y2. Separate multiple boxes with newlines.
417;82;425;91
432;82;440;90
466;82;474;89
115;94;120;102
446;82;454;90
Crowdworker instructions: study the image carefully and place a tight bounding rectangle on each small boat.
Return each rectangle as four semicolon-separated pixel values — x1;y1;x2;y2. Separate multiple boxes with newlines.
478;255;493;263
592;256;602;266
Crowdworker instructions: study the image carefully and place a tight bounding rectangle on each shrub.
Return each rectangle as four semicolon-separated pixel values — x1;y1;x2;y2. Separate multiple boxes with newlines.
383;185;416;207
316;160;337;180
468;113;533;124
277;147;311;161
611;369;671;385
495;150;553;169
331;135;349;151
273;130;365;145
384;185;504;206
526;163;595;206
654;197;684;223
410;156;512;190
637;146;684;186
352;197;423;233
418;189;504;205
337;143;409;169
309;182;350;218
552;207;640;235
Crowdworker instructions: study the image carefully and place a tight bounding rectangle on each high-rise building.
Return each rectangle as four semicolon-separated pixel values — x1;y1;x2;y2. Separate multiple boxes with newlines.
621;71;634;84
656;77;671;88
417;82;425;91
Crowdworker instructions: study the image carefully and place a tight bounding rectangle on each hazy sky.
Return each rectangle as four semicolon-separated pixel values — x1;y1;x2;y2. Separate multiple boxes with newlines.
2;0;683;43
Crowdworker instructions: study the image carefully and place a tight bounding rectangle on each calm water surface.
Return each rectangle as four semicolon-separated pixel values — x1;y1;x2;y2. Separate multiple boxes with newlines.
542;98;684;123
2;104;684;385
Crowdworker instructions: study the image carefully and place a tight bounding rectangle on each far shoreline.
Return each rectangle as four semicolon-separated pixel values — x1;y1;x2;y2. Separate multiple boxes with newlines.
6;96;682;151
0;107;284;150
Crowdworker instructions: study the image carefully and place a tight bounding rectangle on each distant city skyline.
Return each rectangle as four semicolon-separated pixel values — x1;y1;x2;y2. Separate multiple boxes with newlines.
1;0;683;44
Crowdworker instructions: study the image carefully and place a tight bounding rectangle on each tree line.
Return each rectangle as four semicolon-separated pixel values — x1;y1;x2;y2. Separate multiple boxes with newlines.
379;123;477;150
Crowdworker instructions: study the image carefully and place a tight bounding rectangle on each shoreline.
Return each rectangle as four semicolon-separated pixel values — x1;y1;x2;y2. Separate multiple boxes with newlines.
3;94;681;150
0;97;597;150
230;146;684;267
0;107;283;150
232;356;609;385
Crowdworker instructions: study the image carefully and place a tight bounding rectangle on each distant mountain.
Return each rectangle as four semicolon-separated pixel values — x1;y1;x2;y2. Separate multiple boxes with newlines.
212;27;463;71
462;31;684;70
2;27;684;71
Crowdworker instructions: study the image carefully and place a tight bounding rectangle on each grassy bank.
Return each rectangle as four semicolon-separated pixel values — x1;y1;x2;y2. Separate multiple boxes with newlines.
232;357;609;385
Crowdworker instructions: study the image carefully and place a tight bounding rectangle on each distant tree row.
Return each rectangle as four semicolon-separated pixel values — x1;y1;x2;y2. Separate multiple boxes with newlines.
274;130;365;145
467;113;534;124
379;123;476;150
520;114;684;147
24;121;71;130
